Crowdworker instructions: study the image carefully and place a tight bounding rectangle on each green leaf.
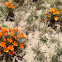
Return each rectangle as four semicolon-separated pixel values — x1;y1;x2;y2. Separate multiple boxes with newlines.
2;25;7;27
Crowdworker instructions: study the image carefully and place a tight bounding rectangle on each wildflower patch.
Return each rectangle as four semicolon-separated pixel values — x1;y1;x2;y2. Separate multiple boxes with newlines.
0;27;26;62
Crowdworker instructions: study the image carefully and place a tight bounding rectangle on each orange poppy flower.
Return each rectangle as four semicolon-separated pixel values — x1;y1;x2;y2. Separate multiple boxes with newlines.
3;1;11;6
9;28;12;31
4;32;7;36
8;5;12;8
10;4;14;7
14;35;16;39
0;32;2;37
20;33;26;38
9;51;15;55
0;41;6;48
3;38;6;42
10;32;15;36
3;3;9;6
4;47;9;52
54;17;58;21
8;4;14;9
8;45;14;51
7;37;13;43
8;6;14;9
14;35;17;39
5;28;8;33
12;41;18;46
49;10;51;12
9;28;14;32
51;8;55;12
1;28;8;33
20;44;24;48
14;35;19;39
14;28;19;32
3;45;6;48
53;11;59;15
1;28;4;32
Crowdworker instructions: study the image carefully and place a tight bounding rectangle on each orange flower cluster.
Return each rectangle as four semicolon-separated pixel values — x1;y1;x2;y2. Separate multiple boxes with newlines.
3;1;14;9
0;27;26;55
46;8;62;21
49;8;58;13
